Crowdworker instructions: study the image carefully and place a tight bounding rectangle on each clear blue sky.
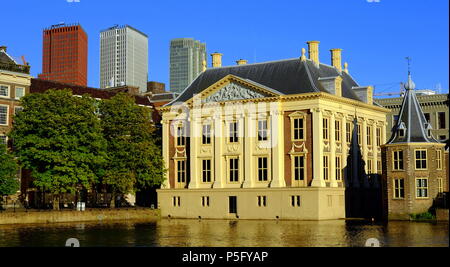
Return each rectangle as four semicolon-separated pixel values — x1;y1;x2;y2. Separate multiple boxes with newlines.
1;0;448;94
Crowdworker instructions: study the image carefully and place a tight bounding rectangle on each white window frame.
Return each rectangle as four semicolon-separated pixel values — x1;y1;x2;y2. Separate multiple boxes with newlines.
415;178;429;199
15;86;25;100
0;104;9;126
0;84;10;98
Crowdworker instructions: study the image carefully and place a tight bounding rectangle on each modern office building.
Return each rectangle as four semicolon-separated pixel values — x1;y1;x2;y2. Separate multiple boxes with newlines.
169;38;206;93
376;93;449;141
100;25;148;93
157;41;389;220
38;23;88;86
381;75;448;220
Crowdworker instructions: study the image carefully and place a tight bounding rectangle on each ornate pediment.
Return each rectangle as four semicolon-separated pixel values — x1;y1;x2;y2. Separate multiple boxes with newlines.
202;82;268;103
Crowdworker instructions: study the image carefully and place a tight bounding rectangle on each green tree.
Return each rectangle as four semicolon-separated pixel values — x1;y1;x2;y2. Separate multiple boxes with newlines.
99;93;165;207
0;144;19;199
9;89;107;210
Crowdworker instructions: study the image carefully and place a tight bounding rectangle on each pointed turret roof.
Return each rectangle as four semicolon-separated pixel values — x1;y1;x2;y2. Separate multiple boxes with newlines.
387;74;439;144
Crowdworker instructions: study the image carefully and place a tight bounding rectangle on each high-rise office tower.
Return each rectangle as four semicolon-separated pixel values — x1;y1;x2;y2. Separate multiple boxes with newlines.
38;23;88;86
100;25;148;93
169;38;206;93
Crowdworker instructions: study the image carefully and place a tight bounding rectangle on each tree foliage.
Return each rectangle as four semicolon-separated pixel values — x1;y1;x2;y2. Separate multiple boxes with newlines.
99;93;165;198
0;144;19;196
9;89;107;199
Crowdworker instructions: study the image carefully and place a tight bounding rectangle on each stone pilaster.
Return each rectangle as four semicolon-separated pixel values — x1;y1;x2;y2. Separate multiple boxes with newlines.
311;108;326;187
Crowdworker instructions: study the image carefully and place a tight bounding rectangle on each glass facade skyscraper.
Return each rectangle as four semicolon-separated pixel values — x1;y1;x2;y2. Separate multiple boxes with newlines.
170;38;206;93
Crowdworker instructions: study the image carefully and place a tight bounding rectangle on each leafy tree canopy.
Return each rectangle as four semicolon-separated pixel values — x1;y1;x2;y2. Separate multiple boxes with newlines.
0;144;19;196
9;89;107;195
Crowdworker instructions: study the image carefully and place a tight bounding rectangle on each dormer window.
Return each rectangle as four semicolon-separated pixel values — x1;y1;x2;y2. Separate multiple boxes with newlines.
425;123;432;138
398;122;406;138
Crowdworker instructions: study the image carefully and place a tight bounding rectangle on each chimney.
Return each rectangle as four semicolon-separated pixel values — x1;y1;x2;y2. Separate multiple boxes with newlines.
307;41;320;65
211;52;223;68
0;46;6;52
330;49;342;72
236;59;248;65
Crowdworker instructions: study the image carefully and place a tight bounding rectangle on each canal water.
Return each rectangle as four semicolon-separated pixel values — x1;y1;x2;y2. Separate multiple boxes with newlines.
0;219;448;247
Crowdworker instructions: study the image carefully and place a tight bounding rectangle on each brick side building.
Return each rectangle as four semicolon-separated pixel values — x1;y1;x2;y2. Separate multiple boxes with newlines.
38;23;88;86
381;74;447;220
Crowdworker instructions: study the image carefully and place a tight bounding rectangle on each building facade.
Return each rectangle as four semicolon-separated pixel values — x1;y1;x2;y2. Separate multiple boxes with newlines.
169;38;206;93
100;25;148;93
0;46;31;146
38;23;88;86
157;41;389;220
376;93;449;142
381;75;448;220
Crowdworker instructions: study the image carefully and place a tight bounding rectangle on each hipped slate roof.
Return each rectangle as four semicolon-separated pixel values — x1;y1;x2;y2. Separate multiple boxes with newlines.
387;75;439;144
0;50;17;65
166;58;363;106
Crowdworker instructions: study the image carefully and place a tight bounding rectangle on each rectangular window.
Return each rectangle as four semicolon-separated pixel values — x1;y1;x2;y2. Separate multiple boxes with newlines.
335;120;341;142
357;124;362;146
439;135;447;141
0;85;9;97
202;159;211;183
367;126;372;147
258;120;268;141
229;158;239;182
173;196;181;207
177;160;186;183
377;159;382;174
176;125;185;146
14;106;23;115
15;87;25;99
229;122;238;143
257;157;268;181
393;179;404;199
294;155;305;181
416;178;428;198
346;122;352;143
376;127;381;147
424;113;430;123
293;118;304;140
323;155;329;180
367;159;373;174
257;196;267;207
202;124;211;145
437;178;443;193
393;115;399;126
291;195;301;207
438;112;446;129
202;196;210;207
0;105;7;125
436;150;442;170
0;135;6;145
415;149;427;170
323;118;329;140
335;156;342;181
229;196;237;214
393;150;404;170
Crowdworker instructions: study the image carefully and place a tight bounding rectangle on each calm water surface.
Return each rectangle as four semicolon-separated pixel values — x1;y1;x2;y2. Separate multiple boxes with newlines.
0;219;448;247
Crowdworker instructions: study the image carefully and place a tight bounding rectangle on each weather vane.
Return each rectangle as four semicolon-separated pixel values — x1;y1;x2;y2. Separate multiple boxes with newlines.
405;56;411;75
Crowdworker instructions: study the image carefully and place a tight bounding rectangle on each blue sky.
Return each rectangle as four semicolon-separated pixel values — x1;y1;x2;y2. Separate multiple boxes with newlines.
1;0;448;94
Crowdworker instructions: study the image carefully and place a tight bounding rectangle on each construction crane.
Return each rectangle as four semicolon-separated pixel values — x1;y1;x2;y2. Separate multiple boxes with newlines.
21;55;28;66
373;82;404;97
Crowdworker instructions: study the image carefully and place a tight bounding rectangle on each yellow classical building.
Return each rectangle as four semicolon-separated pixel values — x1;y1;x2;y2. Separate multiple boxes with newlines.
157;41;389;220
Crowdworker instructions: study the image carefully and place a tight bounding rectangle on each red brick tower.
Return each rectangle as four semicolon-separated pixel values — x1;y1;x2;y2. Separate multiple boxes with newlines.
38;23;88;86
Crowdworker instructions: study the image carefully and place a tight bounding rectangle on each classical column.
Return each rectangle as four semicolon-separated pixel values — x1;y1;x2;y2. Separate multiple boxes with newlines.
269;110;286;188
243;112;254;188
212;113;224;188
329;113;338;187
188;112;200;189
311;108;326;187
162;119;170;189
372;123;378;174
